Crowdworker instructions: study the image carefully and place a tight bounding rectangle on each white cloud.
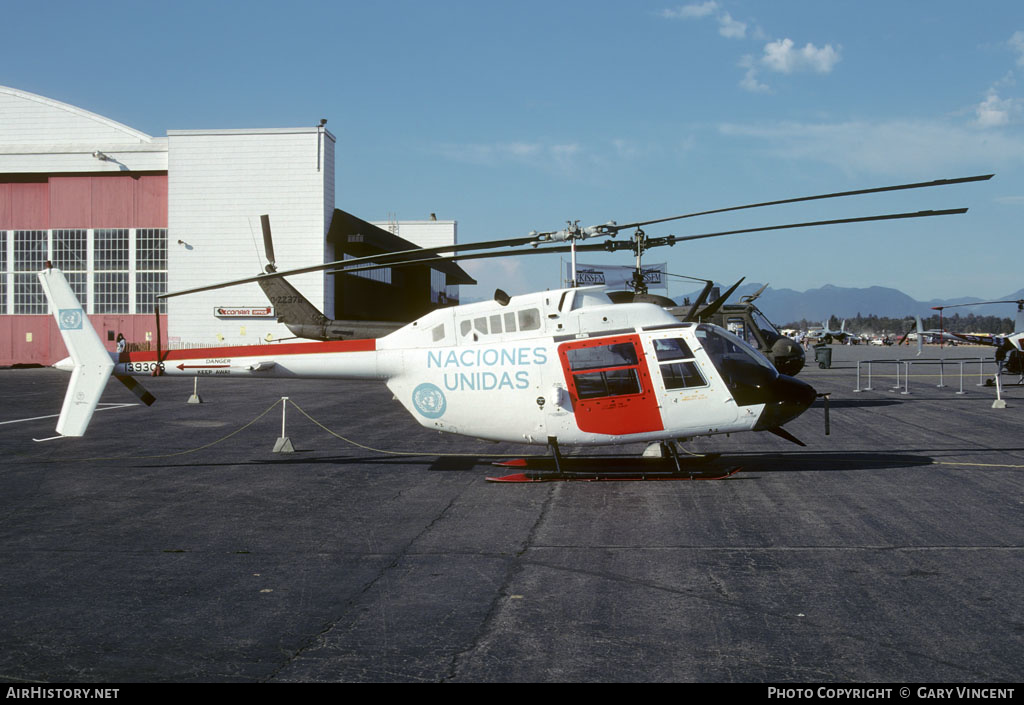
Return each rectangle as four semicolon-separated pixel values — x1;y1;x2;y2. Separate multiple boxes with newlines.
738;55;769;93
994;195;1024;205
717;119;1024;175
761;38;841;74
717;12;746;39
1010;30;1024;66
434;141;579;169
660;2;747;40
975;90;1013;128
660;2;718;20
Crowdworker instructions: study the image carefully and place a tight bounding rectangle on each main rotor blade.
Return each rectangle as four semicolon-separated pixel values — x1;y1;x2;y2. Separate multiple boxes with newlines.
332;207;970;275
608;174;992;233
161;172;986;300
932;299;1024;309
160;232;542;299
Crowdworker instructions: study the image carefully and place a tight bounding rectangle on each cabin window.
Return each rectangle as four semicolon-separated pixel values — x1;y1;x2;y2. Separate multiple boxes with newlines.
567;342;642;400
460;320;472;337
567;342;638;370
504;311;517;332
654;337;706;390
431;324;445;342
489;314;503;334
653;338;694;361
474;317;489;335
518;308;541;331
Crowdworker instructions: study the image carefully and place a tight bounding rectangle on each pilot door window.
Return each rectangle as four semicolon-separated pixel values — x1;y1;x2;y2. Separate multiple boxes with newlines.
566;342;642;400
653;338;706;390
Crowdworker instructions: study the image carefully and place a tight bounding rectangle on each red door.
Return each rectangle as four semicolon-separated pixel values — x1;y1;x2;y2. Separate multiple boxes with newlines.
558;334;663;435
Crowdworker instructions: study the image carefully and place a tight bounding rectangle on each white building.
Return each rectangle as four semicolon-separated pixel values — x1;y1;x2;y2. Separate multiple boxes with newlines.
0;86;463;364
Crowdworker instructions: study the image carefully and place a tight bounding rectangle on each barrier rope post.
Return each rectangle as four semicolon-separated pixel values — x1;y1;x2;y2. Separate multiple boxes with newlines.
854;361;862;392
273;396;295;452
977;356;986;387
187;377;203;404
901;361;911;395
937;358;946;388
993;374;1007;409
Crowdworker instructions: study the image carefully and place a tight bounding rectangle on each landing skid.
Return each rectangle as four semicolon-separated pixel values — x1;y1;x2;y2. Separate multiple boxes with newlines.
486;455;740;482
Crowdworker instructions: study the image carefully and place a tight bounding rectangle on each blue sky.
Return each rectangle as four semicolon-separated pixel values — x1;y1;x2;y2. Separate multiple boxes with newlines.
4;1;1023;301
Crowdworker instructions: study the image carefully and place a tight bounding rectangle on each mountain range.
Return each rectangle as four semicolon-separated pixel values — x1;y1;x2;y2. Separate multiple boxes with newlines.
676;283;1024;325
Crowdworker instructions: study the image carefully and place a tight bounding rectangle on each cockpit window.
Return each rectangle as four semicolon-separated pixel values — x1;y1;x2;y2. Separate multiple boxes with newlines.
696;325;776;373
653;337;705;390
653;337;694;361
750;308;781;346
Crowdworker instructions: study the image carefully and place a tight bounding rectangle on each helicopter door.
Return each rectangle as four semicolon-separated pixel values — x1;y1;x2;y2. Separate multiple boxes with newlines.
558;335;663;435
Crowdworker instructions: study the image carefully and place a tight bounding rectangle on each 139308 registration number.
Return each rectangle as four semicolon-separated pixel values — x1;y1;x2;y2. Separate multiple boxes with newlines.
124;361;164;373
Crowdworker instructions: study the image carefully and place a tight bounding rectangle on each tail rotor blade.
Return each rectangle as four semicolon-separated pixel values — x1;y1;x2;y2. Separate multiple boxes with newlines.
114;374;157;406
697;277;745;320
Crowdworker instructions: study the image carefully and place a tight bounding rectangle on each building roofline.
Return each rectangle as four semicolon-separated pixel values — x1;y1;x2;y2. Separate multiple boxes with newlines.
0;85;154;143
168;127;336;141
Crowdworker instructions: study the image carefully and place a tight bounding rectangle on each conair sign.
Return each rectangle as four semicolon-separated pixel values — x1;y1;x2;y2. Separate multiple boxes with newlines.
214;306;275;318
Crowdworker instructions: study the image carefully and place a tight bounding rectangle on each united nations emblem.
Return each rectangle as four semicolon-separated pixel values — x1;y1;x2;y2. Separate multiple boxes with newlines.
58;309;83;330
412;383;447;419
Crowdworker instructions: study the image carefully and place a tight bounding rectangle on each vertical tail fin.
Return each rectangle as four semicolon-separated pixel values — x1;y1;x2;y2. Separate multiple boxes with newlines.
38;267;114;436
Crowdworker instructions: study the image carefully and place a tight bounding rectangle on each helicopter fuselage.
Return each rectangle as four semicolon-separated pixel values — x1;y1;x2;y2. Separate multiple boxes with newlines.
103;286;815;446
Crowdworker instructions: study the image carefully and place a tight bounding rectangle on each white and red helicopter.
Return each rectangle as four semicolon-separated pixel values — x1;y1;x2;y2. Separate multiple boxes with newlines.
39;174;992;481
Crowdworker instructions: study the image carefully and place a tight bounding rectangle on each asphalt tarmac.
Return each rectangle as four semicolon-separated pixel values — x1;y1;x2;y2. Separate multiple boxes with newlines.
0;344;1021;683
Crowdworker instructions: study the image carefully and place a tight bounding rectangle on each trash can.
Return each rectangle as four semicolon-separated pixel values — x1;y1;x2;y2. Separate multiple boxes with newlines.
814;343;832;369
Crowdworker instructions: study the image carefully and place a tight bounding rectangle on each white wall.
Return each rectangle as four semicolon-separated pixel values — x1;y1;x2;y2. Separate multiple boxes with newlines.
167;127;335;345
377;219;457;251
0;86;167;173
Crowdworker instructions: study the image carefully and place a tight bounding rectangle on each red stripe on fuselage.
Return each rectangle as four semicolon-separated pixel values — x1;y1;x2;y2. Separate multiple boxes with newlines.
120;338;377;363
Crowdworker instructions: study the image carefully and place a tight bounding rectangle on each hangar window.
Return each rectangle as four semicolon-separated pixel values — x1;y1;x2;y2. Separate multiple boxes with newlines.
95;272;129;314
53;230;89;306
0;231;6;312
135;229;167;313
94;229;129;271
93;230;129;314
13;230;47;272
13;273;46;314
136;272;166;314
53;230;87;271
135;228;167;271
13;231;48;314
